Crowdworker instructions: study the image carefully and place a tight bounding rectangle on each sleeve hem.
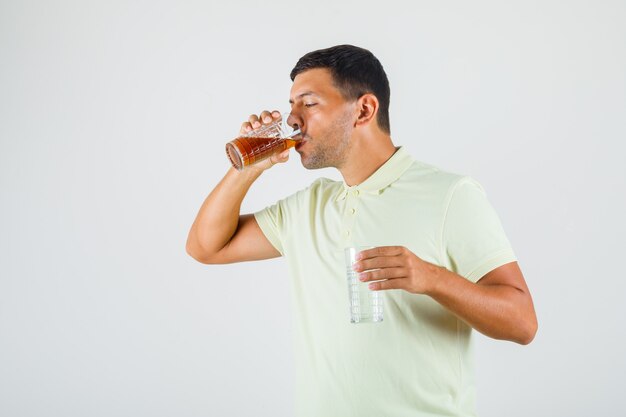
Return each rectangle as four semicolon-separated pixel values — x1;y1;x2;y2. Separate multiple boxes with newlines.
464;249;517;283
253;211;284;256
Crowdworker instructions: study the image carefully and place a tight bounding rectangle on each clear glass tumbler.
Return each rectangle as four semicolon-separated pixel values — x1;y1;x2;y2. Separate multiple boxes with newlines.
344;246;384;324
225;113;301;171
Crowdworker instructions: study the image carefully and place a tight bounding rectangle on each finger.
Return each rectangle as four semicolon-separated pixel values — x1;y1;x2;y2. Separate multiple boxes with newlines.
274;149;290;162
240;121;253;134
357;246;406;261
259;110;273;124
268;149;290;167
353;254;404;272
271;110;281;120
368;278;405;292
248;114;261;129
358;267;407;282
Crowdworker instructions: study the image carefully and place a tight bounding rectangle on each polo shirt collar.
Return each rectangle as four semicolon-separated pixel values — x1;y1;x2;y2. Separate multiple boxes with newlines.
335;146;414;201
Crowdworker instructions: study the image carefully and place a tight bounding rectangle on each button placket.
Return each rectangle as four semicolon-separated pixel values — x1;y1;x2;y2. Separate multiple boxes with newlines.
342;188;361;244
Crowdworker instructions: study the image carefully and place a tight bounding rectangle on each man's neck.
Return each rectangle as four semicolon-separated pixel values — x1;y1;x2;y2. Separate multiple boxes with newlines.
339;134;397;186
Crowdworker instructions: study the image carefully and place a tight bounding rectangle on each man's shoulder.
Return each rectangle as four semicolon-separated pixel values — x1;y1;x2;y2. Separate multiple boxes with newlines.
304;176;343;199
276;176;341;206
402;158;474;193
311;176;342;189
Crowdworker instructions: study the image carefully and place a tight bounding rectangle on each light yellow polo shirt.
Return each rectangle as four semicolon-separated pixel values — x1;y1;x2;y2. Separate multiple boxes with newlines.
254;146;516;417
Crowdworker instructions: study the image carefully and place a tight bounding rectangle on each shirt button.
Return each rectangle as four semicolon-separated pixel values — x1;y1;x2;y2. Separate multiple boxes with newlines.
346;230;351;236
354;190;360;196
350;208;356;214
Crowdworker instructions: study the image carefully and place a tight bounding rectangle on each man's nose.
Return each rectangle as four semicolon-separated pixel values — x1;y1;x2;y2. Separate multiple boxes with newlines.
287;112;304;132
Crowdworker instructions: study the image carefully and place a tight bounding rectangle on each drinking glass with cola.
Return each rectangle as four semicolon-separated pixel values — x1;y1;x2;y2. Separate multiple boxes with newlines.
225;112;301;170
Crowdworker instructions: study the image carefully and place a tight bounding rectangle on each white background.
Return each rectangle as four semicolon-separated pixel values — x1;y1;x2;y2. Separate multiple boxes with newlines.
1;1;625;416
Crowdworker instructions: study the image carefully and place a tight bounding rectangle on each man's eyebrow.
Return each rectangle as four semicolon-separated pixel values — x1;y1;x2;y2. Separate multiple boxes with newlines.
289;91;318;104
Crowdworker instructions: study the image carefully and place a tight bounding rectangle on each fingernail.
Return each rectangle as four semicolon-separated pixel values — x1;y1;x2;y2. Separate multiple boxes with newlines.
358;273;366;281
368;283;376;290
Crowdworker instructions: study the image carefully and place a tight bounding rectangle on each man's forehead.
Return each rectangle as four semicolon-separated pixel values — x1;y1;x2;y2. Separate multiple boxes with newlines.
289;68;336;101
288;91;318;104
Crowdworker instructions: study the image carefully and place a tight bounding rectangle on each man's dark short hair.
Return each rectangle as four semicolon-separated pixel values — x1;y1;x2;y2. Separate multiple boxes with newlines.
290;44;391;134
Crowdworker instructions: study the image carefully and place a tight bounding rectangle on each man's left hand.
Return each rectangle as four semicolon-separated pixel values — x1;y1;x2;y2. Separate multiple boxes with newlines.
352;246;442;295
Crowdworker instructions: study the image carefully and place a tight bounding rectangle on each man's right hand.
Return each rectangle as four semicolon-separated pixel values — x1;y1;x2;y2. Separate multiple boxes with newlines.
239;110;291;172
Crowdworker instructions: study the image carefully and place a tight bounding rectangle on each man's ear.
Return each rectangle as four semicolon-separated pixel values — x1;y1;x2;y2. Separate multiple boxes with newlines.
354;93;379;128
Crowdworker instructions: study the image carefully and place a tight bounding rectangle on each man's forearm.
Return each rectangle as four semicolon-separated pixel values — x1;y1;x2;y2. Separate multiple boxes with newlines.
425;266;537;344
186;167;262;259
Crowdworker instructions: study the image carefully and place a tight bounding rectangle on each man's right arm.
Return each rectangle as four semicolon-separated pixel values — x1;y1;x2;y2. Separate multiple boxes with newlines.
185;111;288;264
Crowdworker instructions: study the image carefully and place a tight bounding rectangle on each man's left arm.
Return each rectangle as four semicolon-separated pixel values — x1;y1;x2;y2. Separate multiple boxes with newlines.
353;246;538;345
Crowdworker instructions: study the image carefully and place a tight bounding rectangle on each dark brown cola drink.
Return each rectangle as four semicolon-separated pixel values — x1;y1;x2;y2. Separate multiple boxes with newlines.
226;136;298;171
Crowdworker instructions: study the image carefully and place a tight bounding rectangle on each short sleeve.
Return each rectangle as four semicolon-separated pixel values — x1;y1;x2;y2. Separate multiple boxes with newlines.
441;177;517;282
253;180;318;257
254;199;287;256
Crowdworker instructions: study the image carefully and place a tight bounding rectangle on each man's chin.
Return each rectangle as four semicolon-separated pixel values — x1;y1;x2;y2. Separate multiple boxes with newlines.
300;156;331;170
300;160;319;170
298;154;316;169
297;148;333;170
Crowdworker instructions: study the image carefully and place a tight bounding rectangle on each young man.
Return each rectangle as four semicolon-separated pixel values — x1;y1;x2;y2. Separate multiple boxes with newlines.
186;45;537;417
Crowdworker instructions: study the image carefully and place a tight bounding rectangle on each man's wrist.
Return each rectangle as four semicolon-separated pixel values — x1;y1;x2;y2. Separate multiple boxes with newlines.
423;263;453;297
230;165;263;182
